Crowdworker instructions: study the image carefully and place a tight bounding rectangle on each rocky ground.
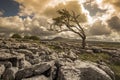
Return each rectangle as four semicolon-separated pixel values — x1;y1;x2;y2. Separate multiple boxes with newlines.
0;38;119;80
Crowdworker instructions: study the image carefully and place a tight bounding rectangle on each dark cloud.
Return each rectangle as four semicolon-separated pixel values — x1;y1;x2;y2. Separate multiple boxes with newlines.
83;2;106;16
0;11;4;16
0;0;19;16
89;20;111;35
107;16;120;32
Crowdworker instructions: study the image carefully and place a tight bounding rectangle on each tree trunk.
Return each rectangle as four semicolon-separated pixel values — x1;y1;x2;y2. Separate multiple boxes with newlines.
82;37;86;49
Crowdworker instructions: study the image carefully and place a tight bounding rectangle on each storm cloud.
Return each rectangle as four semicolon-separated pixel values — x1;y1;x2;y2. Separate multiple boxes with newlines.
83;1;107;16
0;11;3;16
89;20;111;35
107;16;120;32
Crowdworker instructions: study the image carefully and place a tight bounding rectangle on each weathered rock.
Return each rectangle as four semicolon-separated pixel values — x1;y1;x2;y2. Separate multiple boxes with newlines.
15;68;34;80
2;67;18;80
0;49;10;53
16;49;34;59
15;61;54;80
0;64;5;78
49;52;59;60
101;49;117;56
0;41;9;48
3;62;12;68
19;43;29;49
0;52;24;67
22;75;49;80
98;64;115;80
0;38;116;80
57;60;114;80
66;50;78;61
86;49;94;54
28;47;38;53
37;51;51;62
92;46;102;53
29;58;40;65
19;59;32;69
33;61;54;76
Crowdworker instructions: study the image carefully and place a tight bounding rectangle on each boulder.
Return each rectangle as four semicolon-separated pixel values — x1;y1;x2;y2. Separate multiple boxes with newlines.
2;67;18;80
19;43;29;49
86;49;94;54
0;52;24;67
92;46;102;53
0;64;5;78
19;59;32;69
15;67;33;80
28;47;38;53
22;75;49;80
0;49;10;53
98;64;115;80
16;49;34;59
29;58;40;65
57;60;114;80
66;50;78;61
15;61;54;80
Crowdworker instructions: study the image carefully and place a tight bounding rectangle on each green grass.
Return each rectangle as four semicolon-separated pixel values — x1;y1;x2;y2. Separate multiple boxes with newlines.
78;53;110;62
47;45;63;52
109;64;120;80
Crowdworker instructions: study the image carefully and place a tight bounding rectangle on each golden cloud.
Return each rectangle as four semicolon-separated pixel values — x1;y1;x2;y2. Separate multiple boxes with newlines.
43;1;87;22
15;0;51;16
103;0;120;11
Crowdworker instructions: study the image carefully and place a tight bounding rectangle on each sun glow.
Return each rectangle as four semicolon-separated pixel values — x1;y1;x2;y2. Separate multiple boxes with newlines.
96;0;102;4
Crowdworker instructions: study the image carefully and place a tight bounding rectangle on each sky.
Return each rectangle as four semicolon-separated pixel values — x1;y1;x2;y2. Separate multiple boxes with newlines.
0;0;120;42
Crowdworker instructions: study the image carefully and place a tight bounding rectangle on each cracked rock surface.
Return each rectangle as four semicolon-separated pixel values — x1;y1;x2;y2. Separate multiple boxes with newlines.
0;38;115;80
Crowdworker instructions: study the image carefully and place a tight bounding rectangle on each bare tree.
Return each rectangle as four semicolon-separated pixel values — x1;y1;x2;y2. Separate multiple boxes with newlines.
50;9;86;49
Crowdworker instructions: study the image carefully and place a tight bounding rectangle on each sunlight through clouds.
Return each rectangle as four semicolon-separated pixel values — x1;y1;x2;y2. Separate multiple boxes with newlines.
0;0;119;41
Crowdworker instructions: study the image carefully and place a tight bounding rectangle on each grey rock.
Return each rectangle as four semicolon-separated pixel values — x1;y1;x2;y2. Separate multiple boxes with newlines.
0;52;25;68
57;60;114;80
22;75;49;80
0;49;10;53
92;46;102;53
15;61;54;80
29;58;40;65
98;64;115;80
0;64;5;78
15;68;34;80
19;59;32;69
16;49;34;59
86;49;94;54
2;67;18;80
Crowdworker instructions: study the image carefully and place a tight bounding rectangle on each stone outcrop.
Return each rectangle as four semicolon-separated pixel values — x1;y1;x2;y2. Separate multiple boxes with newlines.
56;60;114;80
0;38;117;80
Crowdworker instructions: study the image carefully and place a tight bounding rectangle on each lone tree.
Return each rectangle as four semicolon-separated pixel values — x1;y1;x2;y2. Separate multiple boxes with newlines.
50;9;86;49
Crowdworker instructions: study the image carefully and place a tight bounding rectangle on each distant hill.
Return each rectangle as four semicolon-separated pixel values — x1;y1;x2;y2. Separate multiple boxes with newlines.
52;37;68;41
41;37;80;42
